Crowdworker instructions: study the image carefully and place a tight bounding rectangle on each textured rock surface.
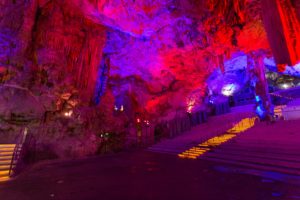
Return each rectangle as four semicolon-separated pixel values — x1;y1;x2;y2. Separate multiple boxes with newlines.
0;0;299;157
0;0;270;113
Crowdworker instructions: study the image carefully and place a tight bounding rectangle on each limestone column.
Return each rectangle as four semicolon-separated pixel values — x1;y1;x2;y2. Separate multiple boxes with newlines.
252;52;272;120
261;0;300;71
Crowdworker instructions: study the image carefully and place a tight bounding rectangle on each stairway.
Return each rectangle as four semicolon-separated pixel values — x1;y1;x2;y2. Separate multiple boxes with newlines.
148;116;251;155
149;117;300;176
0;144;19;182
200;142;300;176
198;120;300;176
0;128;28;182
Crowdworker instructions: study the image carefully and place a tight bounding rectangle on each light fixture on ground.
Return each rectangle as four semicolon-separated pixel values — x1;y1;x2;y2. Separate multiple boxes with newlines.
221;84;237;96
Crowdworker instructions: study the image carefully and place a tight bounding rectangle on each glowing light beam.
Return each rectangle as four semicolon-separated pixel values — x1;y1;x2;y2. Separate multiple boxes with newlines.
178;117;257;159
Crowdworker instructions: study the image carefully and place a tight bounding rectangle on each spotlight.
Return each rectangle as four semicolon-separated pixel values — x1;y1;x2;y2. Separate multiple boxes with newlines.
281;83;291;89
186;98;195;113
255;95;261;103
64;110;73;117
222;84;236;96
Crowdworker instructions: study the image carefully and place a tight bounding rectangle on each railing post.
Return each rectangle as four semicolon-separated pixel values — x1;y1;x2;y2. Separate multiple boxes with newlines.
8;127;28;177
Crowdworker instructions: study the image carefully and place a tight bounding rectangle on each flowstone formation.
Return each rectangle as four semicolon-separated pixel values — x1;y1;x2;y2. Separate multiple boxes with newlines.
1;0;298;158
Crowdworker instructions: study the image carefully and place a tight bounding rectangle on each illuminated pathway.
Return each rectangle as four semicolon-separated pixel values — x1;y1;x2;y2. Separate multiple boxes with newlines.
148;114;300;176
200;119;300;176
0;144;16;182
178;117;257;159
2;119;300;199
148;111;255;155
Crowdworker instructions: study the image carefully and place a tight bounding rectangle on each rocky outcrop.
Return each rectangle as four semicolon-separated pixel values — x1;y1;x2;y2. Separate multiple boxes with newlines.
1;0;298;158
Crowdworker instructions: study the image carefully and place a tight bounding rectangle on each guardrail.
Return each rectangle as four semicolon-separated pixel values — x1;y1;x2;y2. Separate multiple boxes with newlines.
8;127;29;177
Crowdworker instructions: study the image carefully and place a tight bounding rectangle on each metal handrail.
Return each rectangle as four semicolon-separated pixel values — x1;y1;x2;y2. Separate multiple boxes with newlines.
8;127;28;177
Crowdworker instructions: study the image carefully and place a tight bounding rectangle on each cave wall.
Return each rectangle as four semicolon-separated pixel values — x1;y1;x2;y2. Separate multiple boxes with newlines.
0;0;107;100
96;0;271;118
0;0;109;158
1;0;295;156
0;0;272;118
29;1;107;101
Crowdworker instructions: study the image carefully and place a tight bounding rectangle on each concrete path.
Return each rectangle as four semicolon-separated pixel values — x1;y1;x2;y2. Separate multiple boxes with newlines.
0;151;298;200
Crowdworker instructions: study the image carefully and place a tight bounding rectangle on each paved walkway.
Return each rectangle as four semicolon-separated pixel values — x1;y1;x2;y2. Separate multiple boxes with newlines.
0;151;299;200
1;107;300;199
202;120;300;176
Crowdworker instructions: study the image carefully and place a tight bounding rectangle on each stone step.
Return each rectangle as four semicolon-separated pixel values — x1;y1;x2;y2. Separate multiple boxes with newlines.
0;156;13;161
0;144;16;148
0;176;10;182
226;140;300;151
148;143;193;148
201;156;300;176
0;147;21;153
0;170;9;177
212;147;300;162
0;160;12;165
0;152;14;156
0;165;12;171
148;145;189;150
202;151;300;171
218;144;300;158
0;148;15;152
147;148;181;155
0;143;22;182
148;146;190;152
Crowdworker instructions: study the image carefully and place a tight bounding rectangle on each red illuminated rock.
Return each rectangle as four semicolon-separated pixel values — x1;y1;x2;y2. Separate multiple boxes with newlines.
0;0;298;156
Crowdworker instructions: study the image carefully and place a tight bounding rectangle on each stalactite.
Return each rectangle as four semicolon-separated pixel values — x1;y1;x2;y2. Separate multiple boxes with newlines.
23;0;108;102
276;0;300;65
94;54;110;104
207;0;246;26
261;0;300;69
293;0;300;21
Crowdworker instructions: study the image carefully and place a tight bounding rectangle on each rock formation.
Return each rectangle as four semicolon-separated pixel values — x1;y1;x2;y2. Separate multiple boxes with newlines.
0;0;299;158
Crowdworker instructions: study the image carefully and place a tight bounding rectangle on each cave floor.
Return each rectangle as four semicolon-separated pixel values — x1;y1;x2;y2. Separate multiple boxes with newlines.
0;151;300;200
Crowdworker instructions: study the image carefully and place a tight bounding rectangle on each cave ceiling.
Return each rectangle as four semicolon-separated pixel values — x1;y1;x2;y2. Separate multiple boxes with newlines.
0;0;299;118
